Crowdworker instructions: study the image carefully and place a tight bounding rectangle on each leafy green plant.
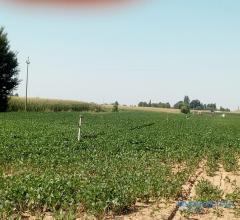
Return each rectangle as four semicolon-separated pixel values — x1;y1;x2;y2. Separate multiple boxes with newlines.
226;187;240;217
195;180;223;201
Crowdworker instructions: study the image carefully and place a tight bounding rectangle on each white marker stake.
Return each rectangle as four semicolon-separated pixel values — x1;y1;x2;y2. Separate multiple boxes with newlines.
78;115;83;142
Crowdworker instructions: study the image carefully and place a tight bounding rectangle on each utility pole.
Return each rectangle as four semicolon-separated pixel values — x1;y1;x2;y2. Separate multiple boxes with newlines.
25;57;30;112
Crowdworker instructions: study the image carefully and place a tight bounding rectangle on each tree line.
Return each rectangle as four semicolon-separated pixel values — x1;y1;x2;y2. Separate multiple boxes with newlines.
138;101;171;109
138;96;230;112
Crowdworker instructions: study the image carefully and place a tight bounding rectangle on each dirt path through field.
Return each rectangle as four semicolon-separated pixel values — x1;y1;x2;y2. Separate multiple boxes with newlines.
173;163;240;220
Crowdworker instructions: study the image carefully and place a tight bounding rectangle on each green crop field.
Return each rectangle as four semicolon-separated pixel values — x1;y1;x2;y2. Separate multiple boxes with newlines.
8;97;102;113
0;111;240;219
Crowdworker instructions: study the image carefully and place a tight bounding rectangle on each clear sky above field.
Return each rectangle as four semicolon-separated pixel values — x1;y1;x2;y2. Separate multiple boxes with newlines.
1;0;240;109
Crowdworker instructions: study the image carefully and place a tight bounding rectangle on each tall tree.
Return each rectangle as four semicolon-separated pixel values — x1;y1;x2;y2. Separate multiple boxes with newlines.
112;101;119;112
0;27;19;112
148;99;152;107
184;96;190;105
190;99;202;110
174;101;184;109
207;103;217;112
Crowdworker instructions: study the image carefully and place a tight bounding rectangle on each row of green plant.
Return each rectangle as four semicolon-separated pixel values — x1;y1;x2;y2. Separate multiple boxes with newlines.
7;97;103;112
0;111;239;218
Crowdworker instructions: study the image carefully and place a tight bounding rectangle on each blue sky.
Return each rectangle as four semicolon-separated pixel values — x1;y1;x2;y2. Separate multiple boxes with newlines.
1;0;240;109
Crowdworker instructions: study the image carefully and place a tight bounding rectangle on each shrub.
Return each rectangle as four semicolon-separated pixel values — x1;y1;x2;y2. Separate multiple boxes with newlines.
195;180;223;201
112;101;119;112
181;104;190;114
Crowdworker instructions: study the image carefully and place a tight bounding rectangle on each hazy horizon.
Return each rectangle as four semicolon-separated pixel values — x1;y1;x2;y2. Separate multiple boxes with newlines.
1;1;240;110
